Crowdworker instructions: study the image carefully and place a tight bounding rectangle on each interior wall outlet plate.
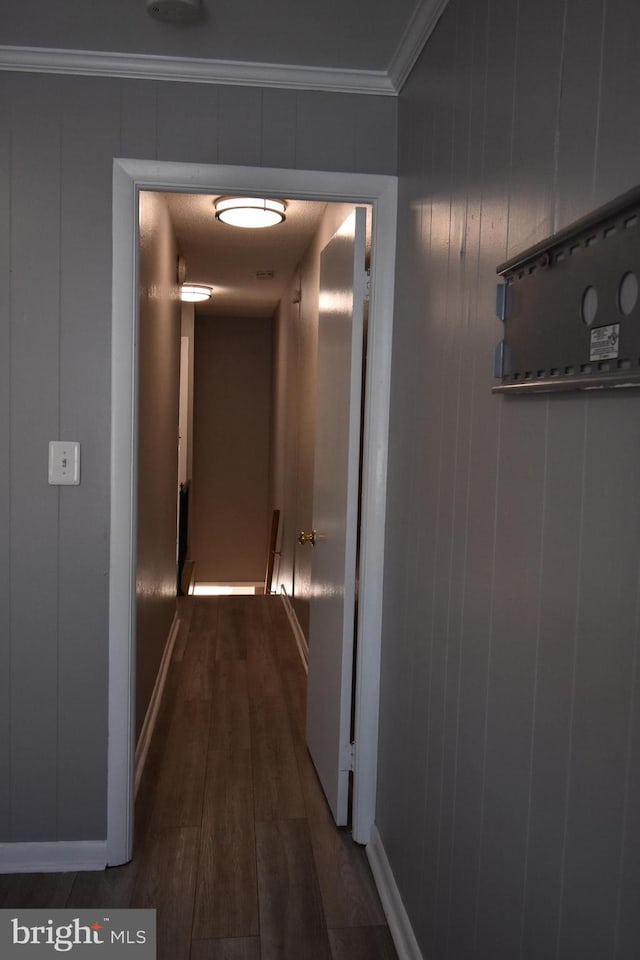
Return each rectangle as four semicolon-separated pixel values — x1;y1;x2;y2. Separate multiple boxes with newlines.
48;441;80;485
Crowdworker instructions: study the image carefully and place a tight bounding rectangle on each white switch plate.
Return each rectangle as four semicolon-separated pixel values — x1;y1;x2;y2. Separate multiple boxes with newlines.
48;441;80;485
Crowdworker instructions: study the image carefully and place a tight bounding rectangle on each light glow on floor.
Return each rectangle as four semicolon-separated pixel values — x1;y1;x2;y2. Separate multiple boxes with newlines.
192;583;257;596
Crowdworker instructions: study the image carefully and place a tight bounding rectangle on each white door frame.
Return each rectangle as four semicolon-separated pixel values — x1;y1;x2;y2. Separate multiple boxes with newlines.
107;158;397;864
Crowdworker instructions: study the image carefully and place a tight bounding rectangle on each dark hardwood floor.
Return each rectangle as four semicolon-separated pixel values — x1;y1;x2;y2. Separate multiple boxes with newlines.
0;596;397;960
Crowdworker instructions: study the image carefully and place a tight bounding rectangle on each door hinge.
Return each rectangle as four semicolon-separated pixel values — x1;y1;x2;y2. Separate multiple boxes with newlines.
341;741;356;772
363;270;371;302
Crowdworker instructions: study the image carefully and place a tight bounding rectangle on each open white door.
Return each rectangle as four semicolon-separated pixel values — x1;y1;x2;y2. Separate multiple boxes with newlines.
109;160;395;864
305;207;367;826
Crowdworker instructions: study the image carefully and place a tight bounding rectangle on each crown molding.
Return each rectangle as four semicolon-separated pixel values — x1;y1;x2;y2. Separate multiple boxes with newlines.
0;44;395;96
0;1;449;97
387;0;449;92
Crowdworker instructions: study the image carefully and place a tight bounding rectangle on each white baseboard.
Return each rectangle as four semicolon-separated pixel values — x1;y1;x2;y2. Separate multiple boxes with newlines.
0;841;107;874
279;587;308;673
134;611;180;796
366;824;425;960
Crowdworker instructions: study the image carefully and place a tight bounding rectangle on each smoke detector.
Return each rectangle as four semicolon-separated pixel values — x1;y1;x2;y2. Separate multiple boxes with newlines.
146;0;202;23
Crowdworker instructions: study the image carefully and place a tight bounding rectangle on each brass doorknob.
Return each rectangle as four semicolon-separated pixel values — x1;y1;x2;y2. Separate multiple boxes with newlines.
297;529;316;546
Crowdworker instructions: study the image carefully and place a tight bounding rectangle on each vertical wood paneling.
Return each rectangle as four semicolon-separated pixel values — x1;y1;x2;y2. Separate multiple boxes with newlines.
157;82;219;164
442;0;498;954
378;91;431;923
506;0;565;256
377;14;436;886
0;73;12;838
57;77;120;839
519;395;585;960
218;86;262;166
429;5;479;953
475;399;548;960
354;96;397;175
118;79;159;158
260;90;297;169
380;0;640;957
409;7;458;947
554;0;606;226
594;0;640;202
558;394;640;960
294;92;356;172
9;73;63;841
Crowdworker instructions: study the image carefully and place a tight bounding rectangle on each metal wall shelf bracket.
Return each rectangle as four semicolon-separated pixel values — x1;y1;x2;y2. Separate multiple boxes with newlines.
492;185;640;395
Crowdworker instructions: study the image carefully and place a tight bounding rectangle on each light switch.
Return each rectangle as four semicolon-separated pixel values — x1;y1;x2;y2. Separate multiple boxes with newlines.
48;441;80;485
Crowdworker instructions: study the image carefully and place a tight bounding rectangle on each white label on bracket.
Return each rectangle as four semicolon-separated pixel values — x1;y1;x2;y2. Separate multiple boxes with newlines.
590;323;620;362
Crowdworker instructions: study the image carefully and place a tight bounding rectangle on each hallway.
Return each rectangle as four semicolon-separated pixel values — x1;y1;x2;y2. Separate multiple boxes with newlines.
0;596;396;960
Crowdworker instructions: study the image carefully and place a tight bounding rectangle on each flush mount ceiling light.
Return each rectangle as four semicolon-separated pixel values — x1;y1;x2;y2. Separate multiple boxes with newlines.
181;283;213;303
214;197;287;229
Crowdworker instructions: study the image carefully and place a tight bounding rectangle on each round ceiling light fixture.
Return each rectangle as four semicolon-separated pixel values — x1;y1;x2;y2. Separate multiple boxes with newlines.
214;197;287;229
181;283;213;303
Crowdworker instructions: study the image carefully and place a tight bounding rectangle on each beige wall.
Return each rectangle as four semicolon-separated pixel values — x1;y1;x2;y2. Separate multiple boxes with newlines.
180;302;195;487
270;201;356;636
136;191;181;739
191;315;272;583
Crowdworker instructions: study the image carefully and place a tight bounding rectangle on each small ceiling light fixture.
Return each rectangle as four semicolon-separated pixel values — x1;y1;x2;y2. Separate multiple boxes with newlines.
181;283;213;303
214;197;287;229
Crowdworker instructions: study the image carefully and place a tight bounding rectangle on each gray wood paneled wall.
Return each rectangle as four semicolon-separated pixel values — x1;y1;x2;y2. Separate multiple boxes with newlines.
0;71;396;845
377;1;640;958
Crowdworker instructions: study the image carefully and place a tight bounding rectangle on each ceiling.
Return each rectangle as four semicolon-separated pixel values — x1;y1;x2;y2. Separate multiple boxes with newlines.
2;0;448;314
0;0;448;94
162;191;327;318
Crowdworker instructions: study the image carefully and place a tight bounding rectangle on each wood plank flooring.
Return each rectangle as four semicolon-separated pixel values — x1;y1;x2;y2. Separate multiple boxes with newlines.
0;596;397;960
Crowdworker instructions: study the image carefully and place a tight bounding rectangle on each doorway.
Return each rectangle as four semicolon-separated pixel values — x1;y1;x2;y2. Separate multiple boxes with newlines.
108;159;397;865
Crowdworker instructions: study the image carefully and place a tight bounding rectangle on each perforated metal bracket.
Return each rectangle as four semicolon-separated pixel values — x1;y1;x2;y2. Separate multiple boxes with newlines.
492;185;640;395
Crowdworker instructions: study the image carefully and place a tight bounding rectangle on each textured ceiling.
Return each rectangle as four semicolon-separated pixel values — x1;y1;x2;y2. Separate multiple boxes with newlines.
0;0;423;73
162;191;327;318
